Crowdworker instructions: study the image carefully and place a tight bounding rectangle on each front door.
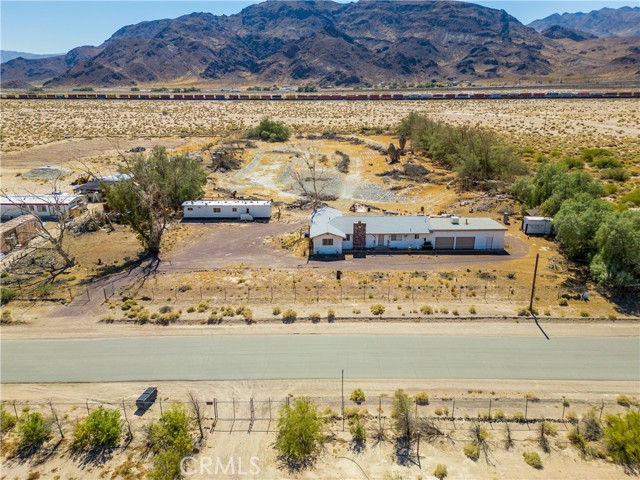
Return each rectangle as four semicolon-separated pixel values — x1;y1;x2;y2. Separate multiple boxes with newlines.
378;234;384;245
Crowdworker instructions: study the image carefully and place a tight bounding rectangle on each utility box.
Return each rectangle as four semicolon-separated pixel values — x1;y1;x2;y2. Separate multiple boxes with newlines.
522;216;553;236
136;387;158;410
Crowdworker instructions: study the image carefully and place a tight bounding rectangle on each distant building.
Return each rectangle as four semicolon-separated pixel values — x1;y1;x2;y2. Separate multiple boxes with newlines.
310;207;507;255
73;173;132;202
0;215;40;253
181;200;272;221
522;216;553;236
0;194;86;220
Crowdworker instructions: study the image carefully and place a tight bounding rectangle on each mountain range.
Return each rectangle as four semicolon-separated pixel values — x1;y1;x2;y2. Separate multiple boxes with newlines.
2;1;638;89
528;6;640;38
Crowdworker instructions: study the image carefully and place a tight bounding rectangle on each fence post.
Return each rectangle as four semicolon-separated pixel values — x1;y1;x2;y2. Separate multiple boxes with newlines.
12;400;18;419
213;399;218;427
86;399;90;415
488;398;492;419
316;285;319;304
270;286;273;303
451;398;455;419
103;288;108;302
86;288;91;301
599;400;605;421
524;398;528;421
159;399;163;416
200;286;203;301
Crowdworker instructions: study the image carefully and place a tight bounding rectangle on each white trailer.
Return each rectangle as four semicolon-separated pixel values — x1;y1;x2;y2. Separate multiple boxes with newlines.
0;194;86;220
522;216;553;235
182;200;272;220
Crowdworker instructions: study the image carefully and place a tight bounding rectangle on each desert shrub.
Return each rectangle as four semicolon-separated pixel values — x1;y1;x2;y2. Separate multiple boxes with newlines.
620;189;640;206
72;406;122;451
335;151;351;173
464;443;479;461
566;411;578;424
275;398;324;468
604;410;640;472
581;148;613;162
370;304;385;316
602;168;629;182
247;118;290;142
282;308;297;323
349;417;366;445
582;410;603;441
222;306;236;317
433;464;448;479
350;389;366;404
1;406;17;435
272;306;282;316
493;409;505;420
186;306;196;313
309;312;321;323
617;395;637;407
420;305;433;315
523;450;543;469
568;427;588;455
240;307;253;322
558;298;569;306
414;392;429;406
159;305;172;314
468;305;477;314
177;284;192;293
197;301;209;313
452;309;459;316
591;157;622;169
1;309;14;324
147;404;193;480
327;308;336;322
17;412;51;452
121;299;138;311
0;287;13;305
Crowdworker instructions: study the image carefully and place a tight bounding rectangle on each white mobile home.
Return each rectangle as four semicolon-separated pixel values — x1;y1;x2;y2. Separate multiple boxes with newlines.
182;200;272;220
522;216;553;236
0;194;86;221
310;208;507;255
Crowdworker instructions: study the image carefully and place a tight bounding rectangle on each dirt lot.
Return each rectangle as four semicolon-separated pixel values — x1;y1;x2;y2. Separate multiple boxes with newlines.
1;379;638;480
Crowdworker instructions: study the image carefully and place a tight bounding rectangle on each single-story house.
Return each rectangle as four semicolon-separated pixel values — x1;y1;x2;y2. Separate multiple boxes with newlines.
0;194;86;221
522;216;553;236
182;200;272;220
0;215;40;253
310;207;507;255
73;173;133;202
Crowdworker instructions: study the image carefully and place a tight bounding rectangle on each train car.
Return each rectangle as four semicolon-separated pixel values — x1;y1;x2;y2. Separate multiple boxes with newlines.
632;92;640;98
618;92;632;98
228;94;239;100
456;93;470;99
589;92;604;98
381;94;392;100
603;92;618;98
432;93;444;99
392;94;405;100
239;95;250;100
369;94;380;100
260;95;271;100
519;92;532;99
444;93;456;99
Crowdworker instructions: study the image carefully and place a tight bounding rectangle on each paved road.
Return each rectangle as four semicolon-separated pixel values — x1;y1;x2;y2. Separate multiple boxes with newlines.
1;335;638;383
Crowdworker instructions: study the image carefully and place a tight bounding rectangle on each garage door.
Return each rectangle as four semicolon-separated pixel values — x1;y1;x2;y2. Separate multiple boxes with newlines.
435;237;454;249
455;237;475;250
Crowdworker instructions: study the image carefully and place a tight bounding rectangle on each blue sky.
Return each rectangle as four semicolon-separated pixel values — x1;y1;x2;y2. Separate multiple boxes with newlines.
1;0;638;54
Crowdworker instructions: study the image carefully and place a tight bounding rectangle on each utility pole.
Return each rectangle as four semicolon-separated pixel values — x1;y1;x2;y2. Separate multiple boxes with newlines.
529;253;540;313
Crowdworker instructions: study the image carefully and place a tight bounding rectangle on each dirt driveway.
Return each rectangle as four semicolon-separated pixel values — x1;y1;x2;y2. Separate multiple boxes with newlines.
160;222;528;272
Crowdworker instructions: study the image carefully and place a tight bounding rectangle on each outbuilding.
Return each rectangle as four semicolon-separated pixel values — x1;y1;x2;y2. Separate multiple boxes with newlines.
522;216;553;236
182;200;272;221
0;215;40;253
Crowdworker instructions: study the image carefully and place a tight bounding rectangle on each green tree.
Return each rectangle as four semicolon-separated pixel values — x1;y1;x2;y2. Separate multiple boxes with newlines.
554;194;613;259
104;146;207;255
17;412;51;452
0;406;17;435
590;210;640;286
247;118;290;142
72;406;122;450
604;410;640;473
275;397;324;469
148;404;193;480
391;389;414;440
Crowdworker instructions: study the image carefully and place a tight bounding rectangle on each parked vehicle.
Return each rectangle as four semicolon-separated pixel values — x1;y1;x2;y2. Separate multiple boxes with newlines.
136;387;158;409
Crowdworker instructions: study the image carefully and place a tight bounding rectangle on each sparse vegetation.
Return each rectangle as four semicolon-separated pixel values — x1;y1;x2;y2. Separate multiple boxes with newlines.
147;403;193;480
247;117;290;142
350;388;366;404
370;304;385;316
72;406;122;451
17;412;51;452
523;450;543;469
603;410;640;472
433;464;448;479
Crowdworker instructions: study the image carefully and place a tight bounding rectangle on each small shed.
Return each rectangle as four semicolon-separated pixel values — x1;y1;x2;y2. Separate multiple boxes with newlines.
522;216;553;236
1;215;39;253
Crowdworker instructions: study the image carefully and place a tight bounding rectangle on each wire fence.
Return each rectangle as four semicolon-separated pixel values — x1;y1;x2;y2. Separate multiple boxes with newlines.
4;395;633;438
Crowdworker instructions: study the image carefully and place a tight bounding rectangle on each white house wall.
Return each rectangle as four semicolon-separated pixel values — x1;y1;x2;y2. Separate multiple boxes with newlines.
0;202;78;220
312;233;343;255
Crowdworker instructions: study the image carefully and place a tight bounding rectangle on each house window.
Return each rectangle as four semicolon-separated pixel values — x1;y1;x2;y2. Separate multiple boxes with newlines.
29;205;35;211
232;207;237;212
346;234;351;241
187;208;193;211
213;208;221;213
391;234;401;241
415;234;420;239
37;206;47;212
322;238;334;246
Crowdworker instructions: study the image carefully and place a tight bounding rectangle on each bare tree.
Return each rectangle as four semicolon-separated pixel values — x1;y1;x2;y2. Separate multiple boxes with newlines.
187;390;204;444
49;401;64;439
290;148;330;210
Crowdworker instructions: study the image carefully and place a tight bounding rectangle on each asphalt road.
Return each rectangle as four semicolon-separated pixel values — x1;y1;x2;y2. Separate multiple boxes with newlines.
1;335;638;383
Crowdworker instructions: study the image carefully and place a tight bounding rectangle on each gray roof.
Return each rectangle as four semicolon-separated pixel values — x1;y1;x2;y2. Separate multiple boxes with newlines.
310;208;506;238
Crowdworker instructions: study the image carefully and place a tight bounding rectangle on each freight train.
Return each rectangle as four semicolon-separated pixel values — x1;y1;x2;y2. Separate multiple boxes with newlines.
1;91;638;101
